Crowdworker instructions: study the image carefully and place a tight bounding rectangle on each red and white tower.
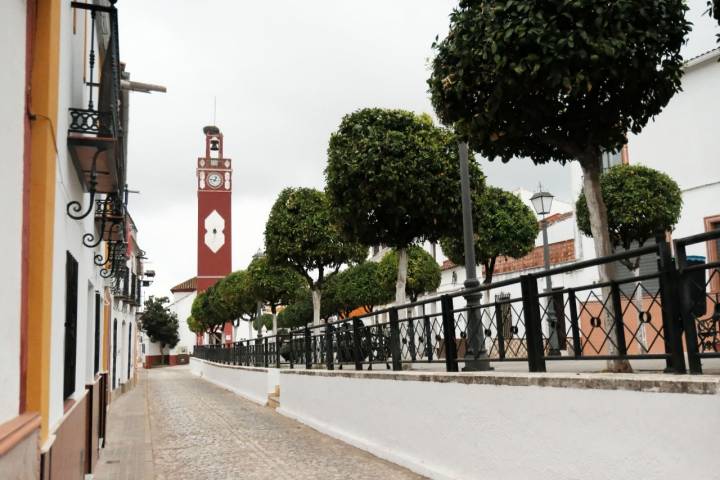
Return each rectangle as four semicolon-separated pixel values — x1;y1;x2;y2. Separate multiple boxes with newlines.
196;126;233;342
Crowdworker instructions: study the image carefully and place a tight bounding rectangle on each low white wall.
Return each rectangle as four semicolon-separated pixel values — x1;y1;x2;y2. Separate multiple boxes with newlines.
188;359;720;480
277;371;720;480
189;358;270;405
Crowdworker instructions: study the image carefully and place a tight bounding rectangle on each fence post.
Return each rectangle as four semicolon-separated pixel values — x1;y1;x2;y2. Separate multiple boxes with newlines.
609;282;628;357
389;308;402;371
263;337;269;368
352;318;363;371
276;336;281;369
520;275;547;373
674;241;702;374
568;289;582;359
304;327;312;369
655;234;687;373
495;302;506;360
325;324;335;370
440;295;459;372
423;316;433;361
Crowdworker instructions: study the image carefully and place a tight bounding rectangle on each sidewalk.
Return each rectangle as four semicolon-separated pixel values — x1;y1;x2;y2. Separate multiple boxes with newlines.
94;366;422;479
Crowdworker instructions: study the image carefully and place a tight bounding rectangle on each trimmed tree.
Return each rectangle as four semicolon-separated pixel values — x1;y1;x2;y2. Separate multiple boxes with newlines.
265;187;366;325
213;270;260;331
326;108;483;313
190;289;224;343
377;246;441;303
247;254;305;335
440;186;538;285
329;262;394;317
428;0;690;371
253;313;274;333
576;164;682;351
141;296;180;365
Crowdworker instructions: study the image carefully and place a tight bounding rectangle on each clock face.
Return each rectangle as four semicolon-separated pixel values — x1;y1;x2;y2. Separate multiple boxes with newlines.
207;172;222;189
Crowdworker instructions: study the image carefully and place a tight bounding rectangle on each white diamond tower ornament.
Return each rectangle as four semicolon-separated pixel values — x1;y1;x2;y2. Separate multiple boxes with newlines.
204;210;225;253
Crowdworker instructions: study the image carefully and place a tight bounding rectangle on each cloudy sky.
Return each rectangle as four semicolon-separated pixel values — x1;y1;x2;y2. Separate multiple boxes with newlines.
118;0;719;298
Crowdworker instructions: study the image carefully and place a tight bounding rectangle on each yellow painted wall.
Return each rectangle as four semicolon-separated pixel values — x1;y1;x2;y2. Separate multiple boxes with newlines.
26;0;61;443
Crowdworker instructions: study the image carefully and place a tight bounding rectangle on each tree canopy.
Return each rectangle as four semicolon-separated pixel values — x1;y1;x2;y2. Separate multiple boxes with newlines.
576;164;682;264
323;262;393;317
378;246;441;302
141;296;180;363
326;108;483;248
253;313;274;333
265;187;366;324
276;296;314;330
190;288;224;335
214;271;257;321
440;186;538;284
247;254;305;314
265;188;366;286
428;0;690;165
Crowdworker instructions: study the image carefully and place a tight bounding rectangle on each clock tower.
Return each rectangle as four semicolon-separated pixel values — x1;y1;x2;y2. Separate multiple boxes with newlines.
197;125;232;293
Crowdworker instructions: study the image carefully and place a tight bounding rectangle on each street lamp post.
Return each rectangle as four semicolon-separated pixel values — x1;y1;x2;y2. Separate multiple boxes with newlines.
530;188;561;356
457;142;492;371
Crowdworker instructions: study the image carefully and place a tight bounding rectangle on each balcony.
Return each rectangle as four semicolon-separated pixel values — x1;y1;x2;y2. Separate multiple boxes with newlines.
66;1;125;221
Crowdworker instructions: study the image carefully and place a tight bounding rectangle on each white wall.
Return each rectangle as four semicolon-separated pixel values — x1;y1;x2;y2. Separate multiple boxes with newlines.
0;0;26;424
627;53;720;257
49;1;108;430
170;290;197;354
278;371;720;480
189;358;272;405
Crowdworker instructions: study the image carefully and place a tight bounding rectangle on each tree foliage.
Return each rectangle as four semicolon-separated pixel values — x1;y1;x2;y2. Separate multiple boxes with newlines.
213;270;258;322
276;296;314;330
265;188;366;287
190;289;224;335
253;313;274;332
141;296;180;364
323;262;393;317
378;246;441;302
247;255;305;314
576;164;682;258
428;0;690;164
440;186;538;284
326;108;484;248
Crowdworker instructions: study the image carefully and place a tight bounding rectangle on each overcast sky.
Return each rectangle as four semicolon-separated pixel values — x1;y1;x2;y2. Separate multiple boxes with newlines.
118;1;719;298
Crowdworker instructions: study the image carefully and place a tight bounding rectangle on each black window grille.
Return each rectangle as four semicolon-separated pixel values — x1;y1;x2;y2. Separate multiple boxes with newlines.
127;323;132;379
93;291;101;375
112;319;118;389
63;252;79;400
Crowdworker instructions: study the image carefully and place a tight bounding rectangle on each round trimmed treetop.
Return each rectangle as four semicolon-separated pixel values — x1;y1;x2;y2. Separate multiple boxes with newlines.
576;164;682;250
326;108;484;248
428;0;691;164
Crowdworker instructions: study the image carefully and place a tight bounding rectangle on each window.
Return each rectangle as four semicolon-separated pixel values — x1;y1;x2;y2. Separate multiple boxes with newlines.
602;150;622;171
63;252;79;400
93;291;101;375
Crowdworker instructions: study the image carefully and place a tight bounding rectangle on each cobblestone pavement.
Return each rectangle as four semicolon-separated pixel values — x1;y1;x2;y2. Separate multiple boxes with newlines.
95;366;423;480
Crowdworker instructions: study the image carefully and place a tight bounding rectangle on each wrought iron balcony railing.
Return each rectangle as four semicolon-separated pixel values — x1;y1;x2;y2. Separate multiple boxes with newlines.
66;1;125;221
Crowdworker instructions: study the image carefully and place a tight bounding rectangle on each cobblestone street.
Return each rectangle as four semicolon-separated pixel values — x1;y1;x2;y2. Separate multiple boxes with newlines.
94;366;423;479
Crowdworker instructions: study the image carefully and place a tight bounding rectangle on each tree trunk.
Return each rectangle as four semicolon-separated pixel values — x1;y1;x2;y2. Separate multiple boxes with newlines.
580;154;632;372
311;288;322;326
271;305;278;336
160;342;166;365
396;248;408;319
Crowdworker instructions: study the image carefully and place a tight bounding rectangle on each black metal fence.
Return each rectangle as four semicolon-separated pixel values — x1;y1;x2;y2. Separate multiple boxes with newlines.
195;230;720;374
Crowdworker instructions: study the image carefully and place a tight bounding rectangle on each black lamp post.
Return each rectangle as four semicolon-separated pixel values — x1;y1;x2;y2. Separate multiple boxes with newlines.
530;187;561;356
457;142;492;371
